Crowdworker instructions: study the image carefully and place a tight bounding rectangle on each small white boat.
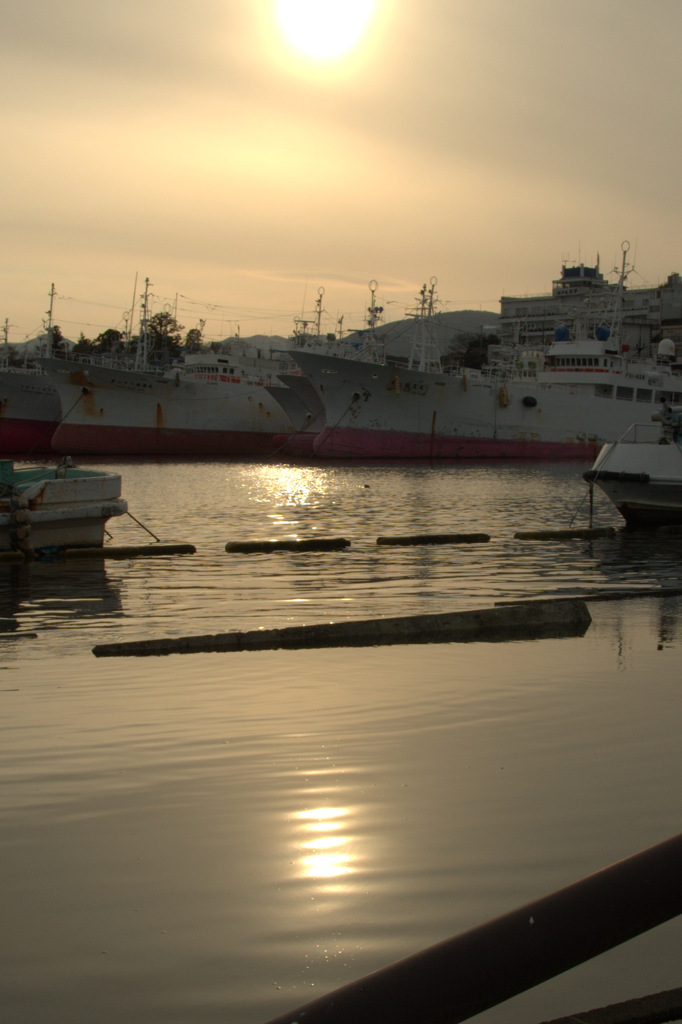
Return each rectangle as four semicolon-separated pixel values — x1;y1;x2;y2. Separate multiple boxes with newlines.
0;458;127;555
584;403;682;526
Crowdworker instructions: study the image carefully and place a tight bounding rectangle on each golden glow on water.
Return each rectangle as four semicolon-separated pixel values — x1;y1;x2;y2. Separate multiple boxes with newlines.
244;464;331;511
295;806;354;881
4;461;682;1024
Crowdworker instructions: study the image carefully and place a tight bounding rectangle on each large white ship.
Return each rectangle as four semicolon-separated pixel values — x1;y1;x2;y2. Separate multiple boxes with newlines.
290;335;681;460
285;249;682;460
0;369;61;455
40;358;296;457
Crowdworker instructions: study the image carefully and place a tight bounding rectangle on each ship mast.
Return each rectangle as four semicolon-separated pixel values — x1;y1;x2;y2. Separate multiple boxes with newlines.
44;282;56;356
608;240;631;337
363;279;385;359
315;286;325;339
366;279;384;332
135;277;151;370
408;276;442;373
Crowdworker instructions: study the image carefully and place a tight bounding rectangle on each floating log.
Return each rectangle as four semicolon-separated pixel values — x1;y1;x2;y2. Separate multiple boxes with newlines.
497;585;682;605
64;543;196;559
92;599;591;658
377;533;490;546
514;527;616;541
225;537;350;553
0;551;28;563
541;987;682;1024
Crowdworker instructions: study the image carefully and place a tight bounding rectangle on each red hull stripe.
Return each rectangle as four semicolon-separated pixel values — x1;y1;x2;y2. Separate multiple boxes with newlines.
312;426;601;460
51;422;284;457
0;417;58;455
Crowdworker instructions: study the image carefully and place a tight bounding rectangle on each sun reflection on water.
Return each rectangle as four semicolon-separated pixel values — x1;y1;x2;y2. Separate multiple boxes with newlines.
295;806;354;882
245;464;333;509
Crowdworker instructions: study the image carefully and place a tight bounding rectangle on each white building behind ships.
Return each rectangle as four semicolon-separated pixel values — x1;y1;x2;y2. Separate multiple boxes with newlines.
499;256;682;357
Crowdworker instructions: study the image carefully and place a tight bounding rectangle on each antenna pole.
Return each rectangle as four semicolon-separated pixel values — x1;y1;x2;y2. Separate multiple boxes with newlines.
127;272;138;345
136;277;151;370
316;286;325;338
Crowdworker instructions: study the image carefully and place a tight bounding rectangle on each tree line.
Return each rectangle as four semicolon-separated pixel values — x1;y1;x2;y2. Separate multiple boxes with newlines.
3;313;206;366
69;312;204;363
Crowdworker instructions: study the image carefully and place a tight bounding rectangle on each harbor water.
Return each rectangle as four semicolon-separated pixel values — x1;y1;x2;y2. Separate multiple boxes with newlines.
1;457;681;1024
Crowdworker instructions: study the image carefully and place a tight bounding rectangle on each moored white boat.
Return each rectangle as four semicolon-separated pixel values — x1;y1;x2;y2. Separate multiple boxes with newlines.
584;405;682;526
0;459;127;554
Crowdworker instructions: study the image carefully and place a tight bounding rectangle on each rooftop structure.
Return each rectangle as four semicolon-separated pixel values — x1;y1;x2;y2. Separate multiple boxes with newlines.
500;254;682;357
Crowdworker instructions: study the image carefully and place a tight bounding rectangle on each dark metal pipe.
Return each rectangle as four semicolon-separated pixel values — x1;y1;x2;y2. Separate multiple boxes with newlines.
262;832;682;1024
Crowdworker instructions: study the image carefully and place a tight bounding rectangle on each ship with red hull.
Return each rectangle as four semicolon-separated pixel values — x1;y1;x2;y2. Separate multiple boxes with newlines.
290;330;682;461
0;370;61;455
286;251;682;461
40;359;296;457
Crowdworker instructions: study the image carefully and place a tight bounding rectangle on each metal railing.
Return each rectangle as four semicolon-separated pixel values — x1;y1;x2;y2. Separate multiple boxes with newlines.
262;832;682;1024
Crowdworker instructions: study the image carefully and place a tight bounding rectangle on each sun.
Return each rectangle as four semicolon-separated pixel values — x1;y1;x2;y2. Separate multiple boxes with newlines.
276;0;376;61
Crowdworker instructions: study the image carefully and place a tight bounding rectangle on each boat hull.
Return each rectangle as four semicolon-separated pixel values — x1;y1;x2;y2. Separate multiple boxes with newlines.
290;352;641;460
41;361;295;457
0;499;128;551
0;372;60;455
308;424;598;460
0;465;127;552
266;376;322;457
51;421;284;457
586;438;682;527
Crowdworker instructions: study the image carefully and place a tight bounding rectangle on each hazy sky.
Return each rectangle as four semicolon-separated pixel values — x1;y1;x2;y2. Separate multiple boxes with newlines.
3;0;681;344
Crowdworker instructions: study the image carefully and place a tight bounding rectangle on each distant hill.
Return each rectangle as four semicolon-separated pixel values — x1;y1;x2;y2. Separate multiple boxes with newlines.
216;310;499;358
8;310;499;364
344;309;499;357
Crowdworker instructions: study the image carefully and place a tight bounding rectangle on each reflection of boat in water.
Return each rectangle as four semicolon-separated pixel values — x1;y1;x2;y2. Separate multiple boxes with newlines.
0;557;124;628
584;403;682;527
0;458;127;555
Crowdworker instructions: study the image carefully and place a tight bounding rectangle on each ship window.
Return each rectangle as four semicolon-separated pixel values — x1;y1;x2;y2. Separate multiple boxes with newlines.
636;389;652;402
616;386;634;401
595;384;613;397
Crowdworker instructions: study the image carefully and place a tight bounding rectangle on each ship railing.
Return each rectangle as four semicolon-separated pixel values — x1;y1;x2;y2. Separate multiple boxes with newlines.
262;832;682;1024
1;363;46;376
616;421;671;444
